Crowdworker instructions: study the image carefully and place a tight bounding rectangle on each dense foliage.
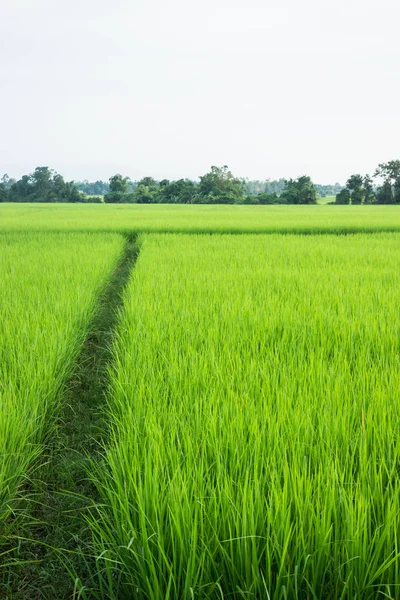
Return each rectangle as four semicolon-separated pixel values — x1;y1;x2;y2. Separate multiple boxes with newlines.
335;160;400;204
2;166;319;205
0;167;88;203
74;180;111;195
104;166;318;205
2;160;400;205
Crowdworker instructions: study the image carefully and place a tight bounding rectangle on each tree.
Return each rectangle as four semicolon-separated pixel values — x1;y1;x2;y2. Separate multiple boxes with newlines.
0;183;8;202
104;191;136;203
335;189;351;204
374;160;400;183
374;160;400;204
30;167;54;202
257;192;283;204
160;179;197;204
363;174;375;204
75;180;110;195
134;184;156;204
138;177;157;189
109;174;130;193
346;174;364;204
376;181;394;204
134;177;159;203
9;175;33;201
280;176;317;204
198;166;245;203
394;179;400;205
243;194;260;205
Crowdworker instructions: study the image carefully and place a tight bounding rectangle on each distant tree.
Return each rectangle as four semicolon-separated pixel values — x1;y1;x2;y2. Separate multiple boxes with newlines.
5;167;85;203
10;174;34;201
335;189;351;204
280;176;317;204
375;181;394;204
134;184;157;204
257;192;283;204
375;160;400;204
243;194;260;205
30;166;54;201
264;179;286;195
363;174;375;204
374;160;400;183
394;179;400;205
198;166;245;203
160;179;197;204
1;174;16;189
75;180;110;195
346;174;364;204
138;177;157;189
133;177;159;203
0;183;8;202
316;182;344;197
104;191;136;203
109;174;130;193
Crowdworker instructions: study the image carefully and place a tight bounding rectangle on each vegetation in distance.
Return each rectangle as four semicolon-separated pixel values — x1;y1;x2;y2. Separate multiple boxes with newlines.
2;160;399;205
0;165;337;205
72;178;342;199
335;160;400;205
0;166;343;205
87;233;400;599
0;232;125;542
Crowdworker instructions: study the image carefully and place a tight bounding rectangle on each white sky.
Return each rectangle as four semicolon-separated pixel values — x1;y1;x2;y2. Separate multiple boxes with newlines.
1;0;399;183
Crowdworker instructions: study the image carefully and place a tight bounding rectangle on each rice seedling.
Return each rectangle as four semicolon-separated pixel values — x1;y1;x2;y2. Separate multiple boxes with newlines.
0;232;125;542
89;233;400;599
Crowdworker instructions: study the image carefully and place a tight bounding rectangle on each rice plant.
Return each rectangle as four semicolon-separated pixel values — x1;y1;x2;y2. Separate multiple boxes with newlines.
89;233;400;599
0;232;125;541
1;202;400;235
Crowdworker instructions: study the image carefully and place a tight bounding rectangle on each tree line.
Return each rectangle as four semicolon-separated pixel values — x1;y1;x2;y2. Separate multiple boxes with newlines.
0;165;318;205
335;161;400;205
0;167;88;203
2;161;399;205
103;168;318;204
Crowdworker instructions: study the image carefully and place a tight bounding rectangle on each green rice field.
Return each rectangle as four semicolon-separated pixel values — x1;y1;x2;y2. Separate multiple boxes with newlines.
0;232;125;538
1;205;400;599
2;202;400;234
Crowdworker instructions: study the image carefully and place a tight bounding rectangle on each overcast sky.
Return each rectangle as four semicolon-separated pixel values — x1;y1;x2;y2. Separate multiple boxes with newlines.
1;0;399;184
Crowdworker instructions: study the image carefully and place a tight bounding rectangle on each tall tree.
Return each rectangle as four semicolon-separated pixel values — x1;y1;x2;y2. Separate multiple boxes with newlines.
109;174;130;193
346;174;364;204
198;166;245;203
280;176;317;204
335;189;351;204
374;160;400;183
374;160;400;204
363;174;375;204
376;181;394;204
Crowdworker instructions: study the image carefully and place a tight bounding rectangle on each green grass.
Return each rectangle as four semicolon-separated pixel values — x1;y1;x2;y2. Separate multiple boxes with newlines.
2;202;400;235
317;195;335;205
0;232;125;549
87;233;400;599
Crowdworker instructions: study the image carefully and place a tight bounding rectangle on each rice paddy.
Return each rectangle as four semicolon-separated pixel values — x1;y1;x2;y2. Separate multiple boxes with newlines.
88;233;400;599
0;232;125;542
1;208;400;599
2;202;400;234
